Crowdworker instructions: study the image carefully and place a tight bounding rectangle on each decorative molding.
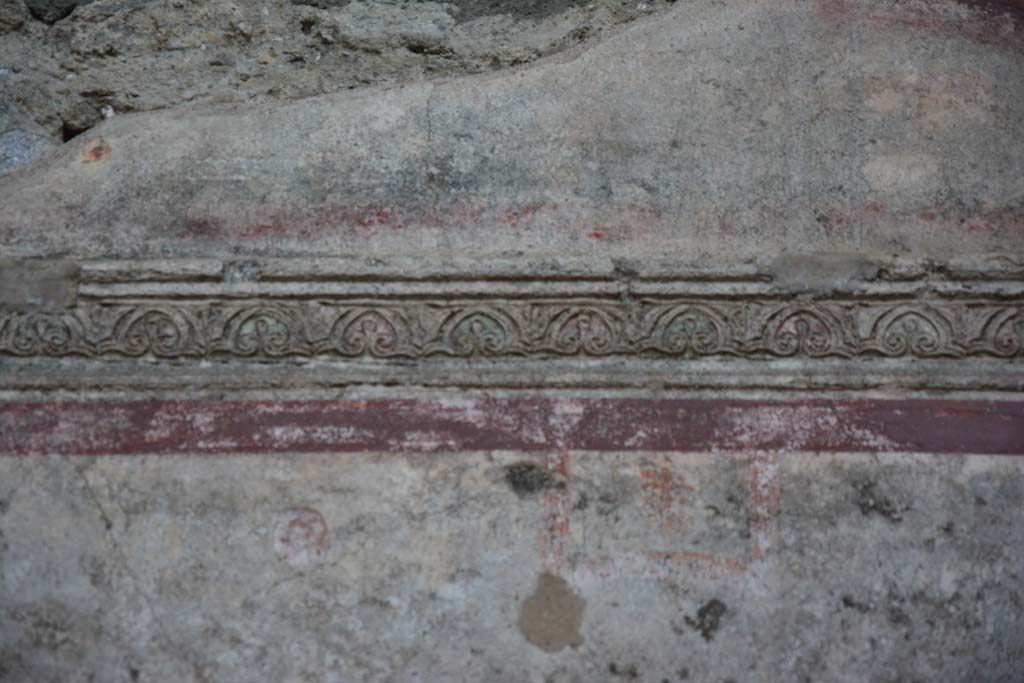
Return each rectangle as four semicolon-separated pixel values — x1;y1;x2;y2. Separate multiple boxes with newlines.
5;258;1024;396
2;297;1022;360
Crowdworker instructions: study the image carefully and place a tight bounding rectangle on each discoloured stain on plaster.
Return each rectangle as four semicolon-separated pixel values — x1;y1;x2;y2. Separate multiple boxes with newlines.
852;479;911;523
80;138;110;164
504;461;566;497
684;598;728;642
517;572;585;652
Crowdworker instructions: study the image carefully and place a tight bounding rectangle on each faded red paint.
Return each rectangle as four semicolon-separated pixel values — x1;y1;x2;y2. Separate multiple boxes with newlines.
813;0;850;20
849;202;1024;235
14;397;1018;579
274;507;328;569
817;0;1017;45
2;399;1022;456
233;201;548;239
350;205;394;229
539;451;572;570
748;452;779;561
864;12;1002;45
640;458;693;535
169;197;1021;245
502;201;553;227
240;223;290;238
177;217;224;239
538;450;753;580
165;199;682;244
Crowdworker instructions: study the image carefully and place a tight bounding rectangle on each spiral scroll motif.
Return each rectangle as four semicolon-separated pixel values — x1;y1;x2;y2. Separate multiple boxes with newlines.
445;310;516;356
9;314;84;356
112;309;200;356
650;306;725;356
765;308;847;357
880;314;942;356
226;309;298;356
550;308;619;355
992;311;1024;357
2;297;1023;361
331;310;403;357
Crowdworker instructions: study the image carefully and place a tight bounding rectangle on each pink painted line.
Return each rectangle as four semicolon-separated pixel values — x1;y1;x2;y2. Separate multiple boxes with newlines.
0;399;1022;456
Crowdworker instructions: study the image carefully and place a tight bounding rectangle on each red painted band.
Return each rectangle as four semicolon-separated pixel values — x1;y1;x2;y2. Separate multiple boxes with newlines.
1;399;1022;456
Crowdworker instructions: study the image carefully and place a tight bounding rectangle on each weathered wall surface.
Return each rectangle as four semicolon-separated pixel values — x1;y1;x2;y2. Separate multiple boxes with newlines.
0;0;673;170
4;0;1024;264
2;397;1023;682
2;1;1024;682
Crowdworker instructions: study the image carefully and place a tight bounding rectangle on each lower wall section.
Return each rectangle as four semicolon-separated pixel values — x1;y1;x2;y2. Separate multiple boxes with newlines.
0;449;1022;682
1;397;1022;681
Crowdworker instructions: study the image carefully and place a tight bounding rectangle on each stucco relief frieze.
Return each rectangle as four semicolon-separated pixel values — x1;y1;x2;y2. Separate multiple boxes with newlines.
3;298;1021;360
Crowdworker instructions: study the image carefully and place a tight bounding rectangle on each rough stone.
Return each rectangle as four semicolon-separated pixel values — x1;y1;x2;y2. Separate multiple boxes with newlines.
0;1;29;33
0;128;53;175
0;0;672;170
0;100;57;176
24;0;95;24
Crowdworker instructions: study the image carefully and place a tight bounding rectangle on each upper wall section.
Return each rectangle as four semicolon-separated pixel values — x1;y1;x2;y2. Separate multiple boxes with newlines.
2;0;1022;265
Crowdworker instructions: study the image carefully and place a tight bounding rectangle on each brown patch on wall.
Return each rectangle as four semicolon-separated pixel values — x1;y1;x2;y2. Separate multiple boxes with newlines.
80;138;110;163
518;572;585;652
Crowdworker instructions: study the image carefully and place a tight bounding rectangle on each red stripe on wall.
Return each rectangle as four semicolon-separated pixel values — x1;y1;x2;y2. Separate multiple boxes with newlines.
1;399;1022;456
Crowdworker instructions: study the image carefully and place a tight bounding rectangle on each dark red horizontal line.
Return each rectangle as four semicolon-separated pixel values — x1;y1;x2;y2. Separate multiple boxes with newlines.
1;399;1021;457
